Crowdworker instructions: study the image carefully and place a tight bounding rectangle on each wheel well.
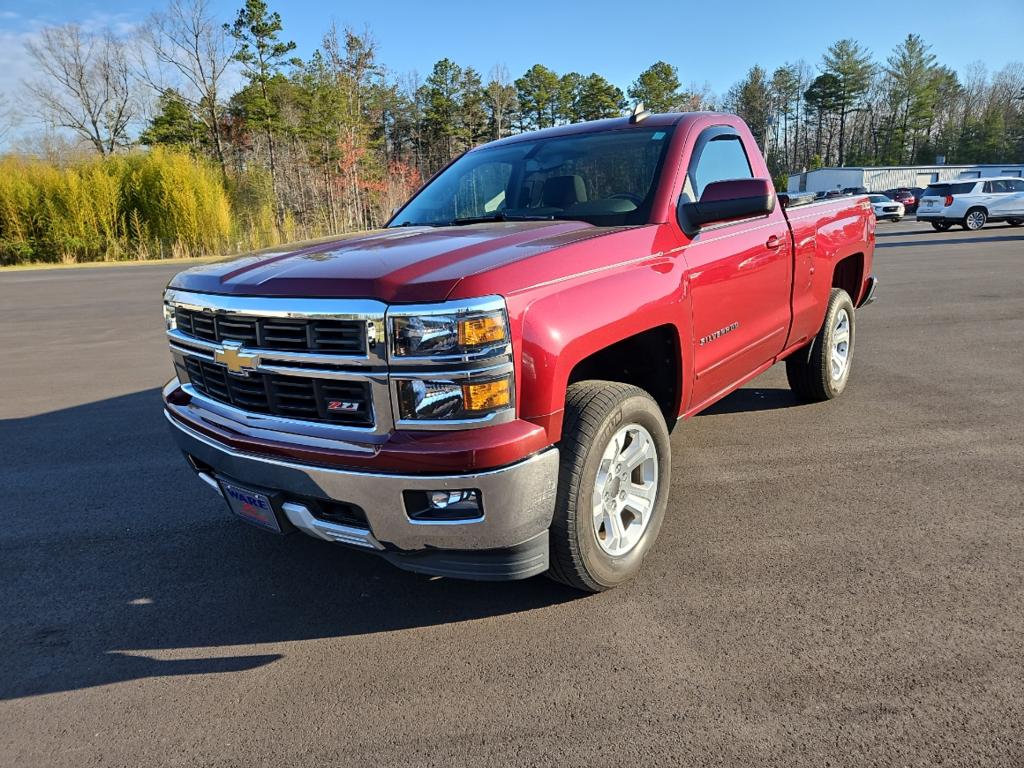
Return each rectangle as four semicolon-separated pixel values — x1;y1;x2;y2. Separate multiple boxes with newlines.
832;253;864;303
566;325;681;428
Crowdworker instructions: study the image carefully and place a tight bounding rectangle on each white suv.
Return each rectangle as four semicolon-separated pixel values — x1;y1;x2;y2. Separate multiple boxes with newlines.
916;177;1024;231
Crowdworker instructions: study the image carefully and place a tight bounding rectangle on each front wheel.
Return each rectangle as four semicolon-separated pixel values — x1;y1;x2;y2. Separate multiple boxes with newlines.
786;288;856;402
547;381;671;592
963;208;987;231
1008;219;1023;227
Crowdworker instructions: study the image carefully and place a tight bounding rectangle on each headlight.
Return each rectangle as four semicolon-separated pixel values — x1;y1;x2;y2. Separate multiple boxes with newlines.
389;302;508;358
395;373;513;422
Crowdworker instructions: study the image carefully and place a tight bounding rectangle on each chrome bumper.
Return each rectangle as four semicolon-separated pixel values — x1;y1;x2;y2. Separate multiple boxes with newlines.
166;412;559;555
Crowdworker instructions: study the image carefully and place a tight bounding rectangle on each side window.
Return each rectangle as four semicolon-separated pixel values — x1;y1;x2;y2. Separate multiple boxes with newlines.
1007;179;1024;192
985;180;1009;194
689;135;753;199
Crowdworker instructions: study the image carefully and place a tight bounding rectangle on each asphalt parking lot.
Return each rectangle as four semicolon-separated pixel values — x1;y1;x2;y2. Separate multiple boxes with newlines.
2;219;1022;767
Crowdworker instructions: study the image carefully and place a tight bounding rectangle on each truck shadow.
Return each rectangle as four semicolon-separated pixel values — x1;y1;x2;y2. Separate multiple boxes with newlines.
0;389;579;701
698;387;803;416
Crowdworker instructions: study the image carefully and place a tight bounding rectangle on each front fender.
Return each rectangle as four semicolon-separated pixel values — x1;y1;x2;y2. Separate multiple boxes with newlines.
511;254;688;439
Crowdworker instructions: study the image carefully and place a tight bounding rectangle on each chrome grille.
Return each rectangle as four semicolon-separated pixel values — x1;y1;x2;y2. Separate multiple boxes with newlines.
173;307;365;354
183;357;372;426
166;289;389;435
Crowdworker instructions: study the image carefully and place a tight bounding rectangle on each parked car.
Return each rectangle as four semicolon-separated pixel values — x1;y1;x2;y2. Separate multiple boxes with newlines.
162;112;876;592
868;194;904;221
884;188;919;213
916;177;1024;231
841;186;869;196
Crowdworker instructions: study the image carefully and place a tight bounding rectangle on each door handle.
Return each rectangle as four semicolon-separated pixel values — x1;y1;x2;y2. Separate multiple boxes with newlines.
766;234;784;249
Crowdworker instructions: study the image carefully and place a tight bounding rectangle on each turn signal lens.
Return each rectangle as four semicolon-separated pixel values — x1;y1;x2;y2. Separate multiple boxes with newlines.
458;314;507;347
462;377;511;412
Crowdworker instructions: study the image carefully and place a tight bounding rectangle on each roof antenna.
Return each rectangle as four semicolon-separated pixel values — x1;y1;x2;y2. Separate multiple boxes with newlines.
629;101;651;123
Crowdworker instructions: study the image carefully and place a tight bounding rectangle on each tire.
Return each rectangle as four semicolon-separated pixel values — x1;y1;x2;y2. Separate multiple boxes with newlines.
547;381;671;592
893;217;902;223
785;288;856;402
1008;219;1023;227
931;222;952;232
963;208;987;231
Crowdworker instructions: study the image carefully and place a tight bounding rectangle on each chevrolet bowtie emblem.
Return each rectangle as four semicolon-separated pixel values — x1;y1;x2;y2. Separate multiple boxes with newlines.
213;341;258;375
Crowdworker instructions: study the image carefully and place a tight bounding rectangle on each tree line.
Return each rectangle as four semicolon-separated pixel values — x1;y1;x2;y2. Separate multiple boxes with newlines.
2;0;1022;264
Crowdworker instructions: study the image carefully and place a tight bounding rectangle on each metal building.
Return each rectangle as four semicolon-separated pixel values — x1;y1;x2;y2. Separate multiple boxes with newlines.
788;164;1024;194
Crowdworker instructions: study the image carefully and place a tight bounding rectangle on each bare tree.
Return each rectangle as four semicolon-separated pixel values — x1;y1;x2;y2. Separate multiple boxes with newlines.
484;64;517;139
139;0;236;176
0;93;18;144
25;25;137;156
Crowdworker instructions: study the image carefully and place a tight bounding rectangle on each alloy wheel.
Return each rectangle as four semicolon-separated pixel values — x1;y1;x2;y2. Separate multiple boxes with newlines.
830;308;851;381
591;423;659;556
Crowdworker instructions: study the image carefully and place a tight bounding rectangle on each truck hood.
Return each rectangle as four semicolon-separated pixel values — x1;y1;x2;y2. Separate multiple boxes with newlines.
168;221;620;303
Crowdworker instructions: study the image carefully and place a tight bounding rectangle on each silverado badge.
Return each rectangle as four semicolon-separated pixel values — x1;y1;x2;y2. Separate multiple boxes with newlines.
699;322;739;346
214;341;258;375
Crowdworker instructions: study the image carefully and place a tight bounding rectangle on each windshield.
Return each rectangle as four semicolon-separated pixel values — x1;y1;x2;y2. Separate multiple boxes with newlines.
868;195;889;203
390;126;676;228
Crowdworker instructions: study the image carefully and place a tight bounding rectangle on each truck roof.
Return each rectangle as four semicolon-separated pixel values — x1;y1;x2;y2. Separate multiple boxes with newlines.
474;112;726;151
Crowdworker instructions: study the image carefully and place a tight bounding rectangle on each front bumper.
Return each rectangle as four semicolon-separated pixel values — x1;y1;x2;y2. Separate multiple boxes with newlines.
166;411;560;581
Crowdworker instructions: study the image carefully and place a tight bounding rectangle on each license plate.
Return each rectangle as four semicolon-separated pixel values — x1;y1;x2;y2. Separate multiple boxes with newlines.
219;480;282;533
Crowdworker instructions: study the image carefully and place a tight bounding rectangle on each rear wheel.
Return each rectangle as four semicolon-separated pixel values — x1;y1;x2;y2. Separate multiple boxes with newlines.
931;222;952;232
547;381;671;592
786;288;855;402
963;208;987;231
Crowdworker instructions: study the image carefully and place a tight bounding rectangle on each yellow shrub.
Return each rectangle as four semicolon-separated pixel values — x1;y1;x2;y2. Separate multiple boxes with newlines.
0;149;269;265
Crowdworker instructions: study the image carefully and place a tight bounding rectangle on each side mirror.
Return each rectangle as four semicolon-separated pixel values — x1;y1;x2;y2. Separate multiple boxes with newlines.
679;178;776;233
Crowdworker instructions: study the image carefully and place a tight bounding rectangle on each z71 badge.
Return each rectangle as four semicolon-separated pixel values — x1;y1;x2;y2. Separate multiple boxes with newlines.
327;400;360;412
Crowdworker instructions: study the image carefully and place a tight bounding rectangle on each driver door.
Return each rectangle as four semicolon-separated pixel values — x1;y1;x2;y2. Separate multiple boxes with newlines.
679;129;793;410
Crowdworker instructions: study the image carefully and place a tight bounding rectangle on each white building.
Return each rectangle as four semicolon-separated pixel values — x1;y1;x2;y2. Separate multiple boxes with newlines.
788;164;1024;194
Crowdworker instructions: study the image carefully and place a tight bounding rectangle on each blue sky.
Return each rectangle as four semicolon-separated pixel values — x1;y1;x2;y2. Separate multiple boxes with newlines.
2;0;1022;103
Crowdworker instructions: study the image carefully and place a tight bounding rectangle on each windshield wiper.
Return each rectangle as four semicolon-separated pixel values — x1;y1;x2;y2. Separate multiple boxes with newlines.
449;212;555;226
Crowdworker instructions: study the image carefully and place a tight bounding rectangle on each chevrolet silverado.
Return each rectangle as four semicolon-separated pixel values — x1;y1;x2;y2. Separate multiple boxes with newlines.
162;110;876;592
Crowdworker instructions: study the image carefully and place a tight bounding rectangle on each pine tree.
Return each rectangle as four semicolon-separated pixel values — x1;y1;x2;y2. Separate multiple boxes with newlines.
575;74;624;122
821;39;874;166
140;89;206;149
226;0;298;226
515;64;560;129
421;58;464;165
628;61;683;112
728;65;772;151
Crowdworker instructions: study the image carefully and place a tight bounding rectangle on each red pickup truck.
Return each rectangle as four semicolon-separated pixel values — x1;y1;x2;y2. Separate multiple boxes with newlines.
162;111;875;592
